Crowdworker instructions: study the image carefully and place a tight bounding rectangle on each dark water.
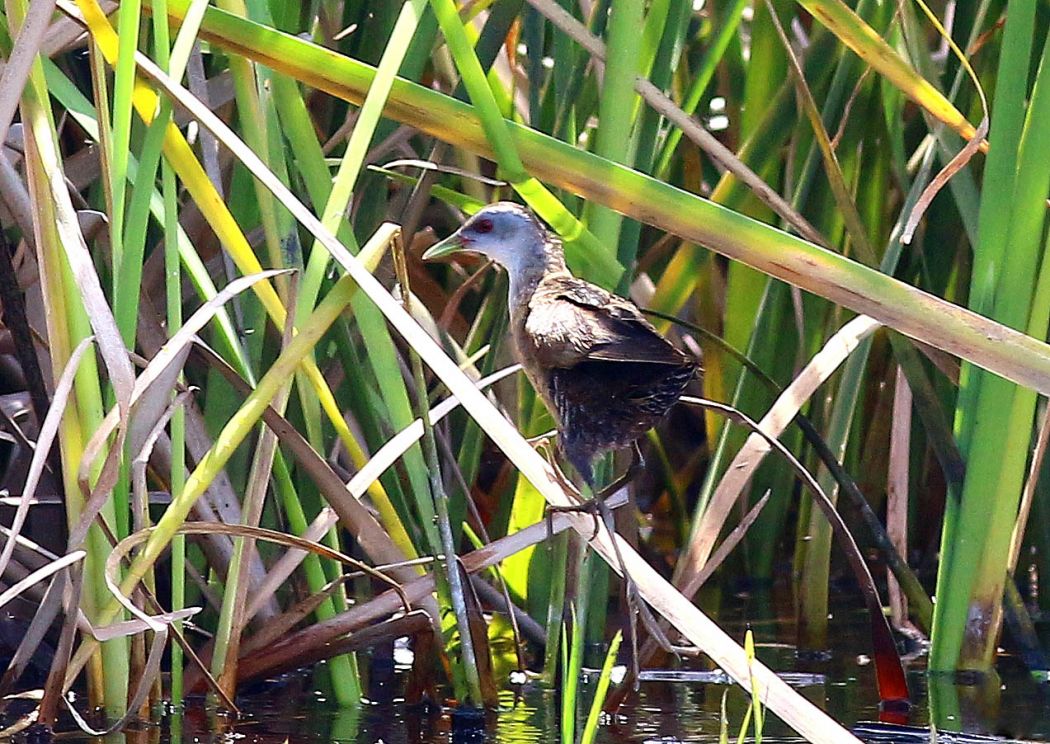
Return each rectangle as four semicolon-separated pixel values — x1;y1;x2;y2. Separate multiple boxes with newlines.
48;597;1050;743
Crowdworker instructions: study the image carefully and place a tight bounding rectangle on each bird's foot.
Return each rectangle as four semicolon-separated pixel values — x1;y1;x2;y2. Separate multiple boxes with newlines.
546;497;643;680
587;496;648;686
542;445;693;678
525;429;557;448
546;498;604;542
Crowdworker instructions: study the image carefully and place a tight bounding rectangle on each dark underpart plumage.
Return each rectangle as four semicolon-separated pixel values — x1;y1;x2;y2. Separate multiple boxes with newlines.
550;359;697;486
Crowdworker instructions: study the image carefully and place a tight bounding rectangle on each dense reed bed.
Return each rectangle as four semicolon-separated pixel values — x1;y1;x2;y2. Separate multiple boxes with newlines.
0;0;1047;741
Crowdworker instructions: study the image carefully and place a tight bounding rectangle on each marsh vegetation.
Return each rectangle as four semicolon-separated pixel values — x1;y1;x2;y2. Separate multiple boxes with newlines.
0;0;1047;741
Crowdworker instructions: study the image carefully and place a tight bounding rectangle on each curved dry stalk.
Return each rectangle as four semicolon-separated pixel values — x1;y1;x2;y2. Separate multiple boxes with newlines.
60;577;200;736
677;395;906;697
107;523;413;616
236;492;628;683
676;315;882;583
130;390;194;533
0;550;83;610
68;269;289;553
899;0;990;243
0;336;94;581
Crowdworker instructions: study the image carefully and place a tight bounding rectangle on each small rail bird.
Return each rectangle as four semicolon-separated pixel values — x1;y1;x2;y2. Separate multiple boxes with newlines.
423;202;698;489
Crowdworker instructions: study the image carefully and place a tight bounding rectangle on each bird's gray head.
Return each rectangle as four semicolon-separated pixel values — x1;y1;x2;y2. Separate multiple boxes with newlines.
422;202;561;278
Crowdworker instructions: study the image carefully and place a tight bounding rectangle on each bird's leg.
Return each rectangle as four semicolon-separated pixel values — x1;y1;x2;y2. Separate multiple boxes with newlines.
543;446;694;680
634;601;699;657
602;447;701;667
590;493;643;685
595;442;646;501
546;443;645;539
547;446;649;681
539;443;585;547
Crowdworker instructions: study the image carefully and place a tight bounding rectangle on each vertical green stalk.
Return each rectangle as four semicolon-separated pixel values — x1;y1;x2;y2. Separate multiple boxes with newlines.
542;530;569;684
149;0;188;704
116;102;170;345
165;151;186;702
583;0;643;264
654;0;749;178
10;0;129;712
427;0;622;287
931;0;1042;672
579;630;622;744
396;247;482;706
107;0;141;282
560;600;584;744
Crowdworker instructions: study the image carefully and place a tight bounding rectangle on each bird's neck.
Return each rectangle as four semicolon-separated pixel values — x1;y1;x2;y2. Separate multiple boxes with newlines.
507;242;567;314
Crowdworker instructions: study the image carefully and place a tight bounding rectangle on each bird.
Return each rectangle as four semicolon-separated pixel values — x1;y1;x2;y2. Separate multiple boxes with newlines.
422;202;699;491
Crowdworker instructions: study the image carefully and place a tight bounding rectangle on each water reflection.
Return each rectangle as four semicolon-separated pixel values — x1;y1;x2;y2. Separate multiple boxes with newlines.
48;601;1050;743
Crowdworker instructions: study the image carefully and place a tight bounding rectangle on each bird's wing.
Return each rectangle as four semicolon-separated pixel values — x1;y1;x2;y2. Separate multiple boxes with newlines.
524;276;691;367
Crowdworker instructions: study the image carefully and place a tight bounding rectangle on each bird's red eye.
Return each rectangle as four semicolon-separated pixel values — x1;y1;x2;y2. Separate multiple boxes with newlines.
473;218;494;234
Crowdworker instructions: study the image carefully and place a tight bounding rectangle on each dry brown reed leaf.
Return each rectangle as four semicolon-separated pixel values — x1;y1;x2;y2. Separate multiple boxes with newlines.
235;496;627;683
131;390;194;534
676;315;882;586
241;577;352;655
0;336;94;581
0;550;83;610
900;0;990;244
0;0;56;157
887;367;913;629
